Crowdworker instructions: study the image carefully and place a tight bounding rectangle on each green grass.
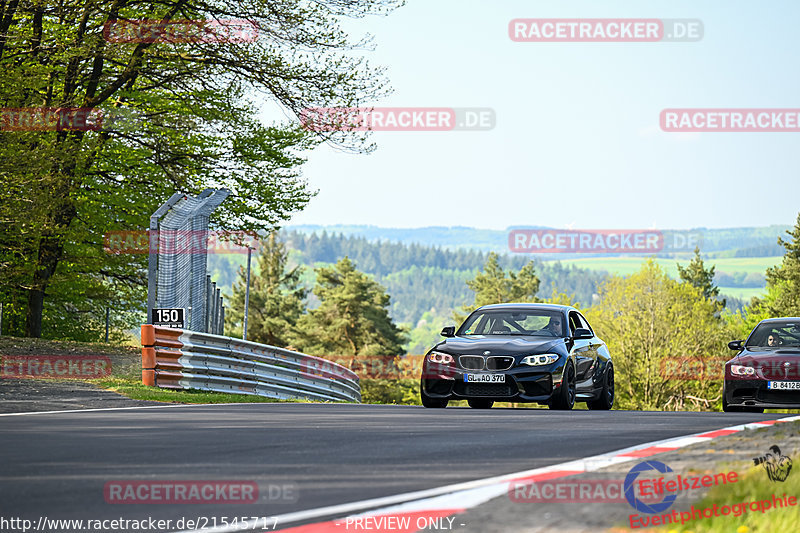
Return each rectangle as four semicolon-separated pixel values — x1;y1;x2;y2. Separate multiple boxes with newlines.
92;377;296;404
546;256;781;277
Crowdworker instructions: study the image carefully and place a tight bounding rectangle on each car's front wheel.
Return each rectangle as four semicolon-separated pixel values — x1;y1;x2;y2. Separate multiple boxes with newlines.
420;379;448;408
722;391;733;412
588;364;614;410
468;399;494;409
722;390;764;413
550;363;576;410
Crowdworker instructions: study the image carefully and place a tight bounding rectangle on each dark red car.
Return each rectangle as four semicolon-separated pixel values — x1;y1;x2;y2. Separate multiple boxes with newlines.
723;317;800;412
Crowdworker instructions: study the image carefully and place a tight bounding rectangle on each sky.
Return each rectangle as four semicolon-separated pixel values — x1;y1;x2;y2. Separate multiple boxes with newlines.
271;0;800;231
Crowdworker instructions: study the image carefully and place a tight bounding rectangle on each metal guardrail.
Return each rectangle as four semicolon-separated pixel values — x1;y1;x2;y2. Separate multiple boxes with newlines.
141;325;361;402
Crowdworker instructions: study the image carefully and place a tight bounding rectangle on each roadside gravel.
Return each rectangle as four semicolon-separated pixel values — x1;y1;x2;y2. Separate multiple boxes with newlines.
0;336;162;413
427;419;800;533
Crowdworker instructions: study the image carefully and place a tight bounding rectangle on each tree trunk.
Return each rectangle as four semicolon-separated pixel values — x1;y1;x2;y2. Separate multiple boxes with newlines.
25;232;68;337
24;190;76;337
25;289;45;337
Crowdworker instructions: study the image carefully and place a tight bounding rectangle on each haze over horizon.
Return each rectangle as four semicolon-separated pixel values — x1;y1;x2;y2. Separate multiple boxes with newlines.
275;0;800;232
288;222;793;232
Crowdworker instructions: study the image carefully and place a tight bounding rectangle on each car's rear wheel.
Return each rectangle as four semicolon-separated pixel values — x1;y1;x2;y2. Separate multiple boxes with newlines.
550;363;576;410
588;364;614;410
468;399;494;409
420;379;448;408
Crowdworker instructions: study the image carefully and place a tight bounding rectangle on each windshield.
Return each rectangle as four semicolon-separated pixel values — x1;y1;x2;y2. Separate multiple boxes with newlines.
458;309;566;337
746;321;800;348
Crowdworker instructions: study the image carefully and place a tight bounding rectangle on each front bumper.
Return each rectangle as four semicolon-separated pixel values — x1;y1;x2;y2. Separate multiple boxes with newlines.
725;379;800;408
422;363;563;402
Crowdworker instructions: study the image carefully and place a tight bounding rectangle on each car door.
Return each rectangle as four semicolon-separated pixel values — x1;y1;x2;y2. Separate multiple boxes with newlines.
569;311;599;393
578;312;603;389
569;311;594;390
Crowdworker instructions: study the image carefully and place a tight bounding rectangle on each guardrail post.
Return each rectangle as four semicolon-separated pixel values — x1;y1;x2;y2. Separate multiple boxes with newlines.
141;324;156;386
205;275;212;332
217;292;223;334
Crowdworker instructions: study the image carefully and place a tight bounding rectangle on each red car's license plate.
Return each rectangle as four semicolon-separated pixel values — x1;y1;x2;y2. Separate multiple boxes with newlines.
767;381;800;390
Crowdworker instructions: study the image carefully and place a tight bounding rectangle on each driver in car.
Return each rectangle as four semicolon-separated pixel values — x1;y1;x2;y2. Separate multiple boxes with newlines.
768;333;783;347
540;316;563;336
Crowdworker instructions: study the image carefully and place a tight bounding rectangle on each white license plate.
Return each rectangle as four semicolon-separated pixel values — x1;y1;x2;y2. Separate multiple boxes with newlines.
464;374;505;383
767;381;800;390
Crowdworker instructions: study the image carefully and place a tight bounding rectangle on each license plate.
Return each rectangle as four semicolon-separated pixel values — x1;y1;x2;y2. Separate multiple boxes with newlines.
767;381;800;390
464;374;505;383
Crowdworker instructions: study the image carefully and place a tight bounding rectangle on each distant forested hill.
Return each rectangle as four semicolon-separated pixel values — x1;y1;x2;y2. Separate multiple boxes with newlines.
284;231;607;324
288;224;789;257
208;225;788;353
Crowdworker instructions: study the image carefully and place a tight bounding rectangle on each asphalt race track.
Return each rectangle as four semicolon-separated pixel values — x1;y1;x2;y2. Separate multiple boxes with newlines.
0;403;787;531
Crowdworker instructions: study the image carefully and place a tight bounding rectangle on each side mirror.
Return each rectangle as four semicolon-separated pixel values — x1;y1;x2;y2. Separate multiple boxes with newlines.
440;326;456;338
728;340;744;351
572;328;593;339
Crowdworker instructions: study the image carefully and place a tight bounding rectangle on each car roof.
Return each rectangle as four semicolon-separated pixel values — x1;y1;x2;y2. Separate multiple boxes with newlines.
475;303;575;313
758;317;800;323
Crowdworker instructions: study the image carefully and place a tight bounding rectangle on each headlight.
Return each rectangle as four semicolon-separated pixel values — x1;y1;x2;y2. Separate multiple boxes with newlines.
521;354;559;366
730;364;755;376
428;351;454;364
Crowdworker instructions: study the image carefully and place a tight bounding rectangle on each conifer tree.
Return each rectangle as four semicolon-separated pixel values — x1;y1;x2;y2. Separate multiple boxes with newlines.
293;257;407;357
227;233;306;347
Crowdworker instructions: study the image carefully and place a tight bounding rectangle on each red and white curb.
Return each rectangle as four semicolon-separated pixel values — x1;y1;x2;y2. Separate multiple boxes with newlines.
179;415;800;533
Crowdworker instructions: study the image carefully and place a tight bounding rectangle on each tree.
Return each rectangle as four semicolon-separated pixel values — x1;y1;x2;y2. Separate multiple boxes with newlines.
0;0;402;337
677;246;725;311
456;252;540;321
226;233;306;347
542;287;578;307
677;247;720;300
761;213;800;317
584;259;729;411
292;257;407;357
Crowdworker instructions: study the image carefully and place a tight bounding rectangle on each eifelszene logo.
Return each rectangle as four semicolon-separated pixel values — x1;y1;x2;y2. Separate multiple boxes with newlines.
624;460;678;514
753;445;792;482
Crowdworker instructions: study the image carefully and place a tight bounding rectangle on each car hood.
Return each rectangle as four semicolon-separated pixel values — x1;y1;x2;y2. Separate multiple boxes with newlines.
433;336;563;356
733;348;800;379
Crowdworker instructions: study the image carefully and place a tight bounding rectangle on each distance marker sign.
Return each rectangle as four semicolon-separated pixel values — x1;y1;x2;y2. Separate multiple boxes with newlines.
152;308;185;328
